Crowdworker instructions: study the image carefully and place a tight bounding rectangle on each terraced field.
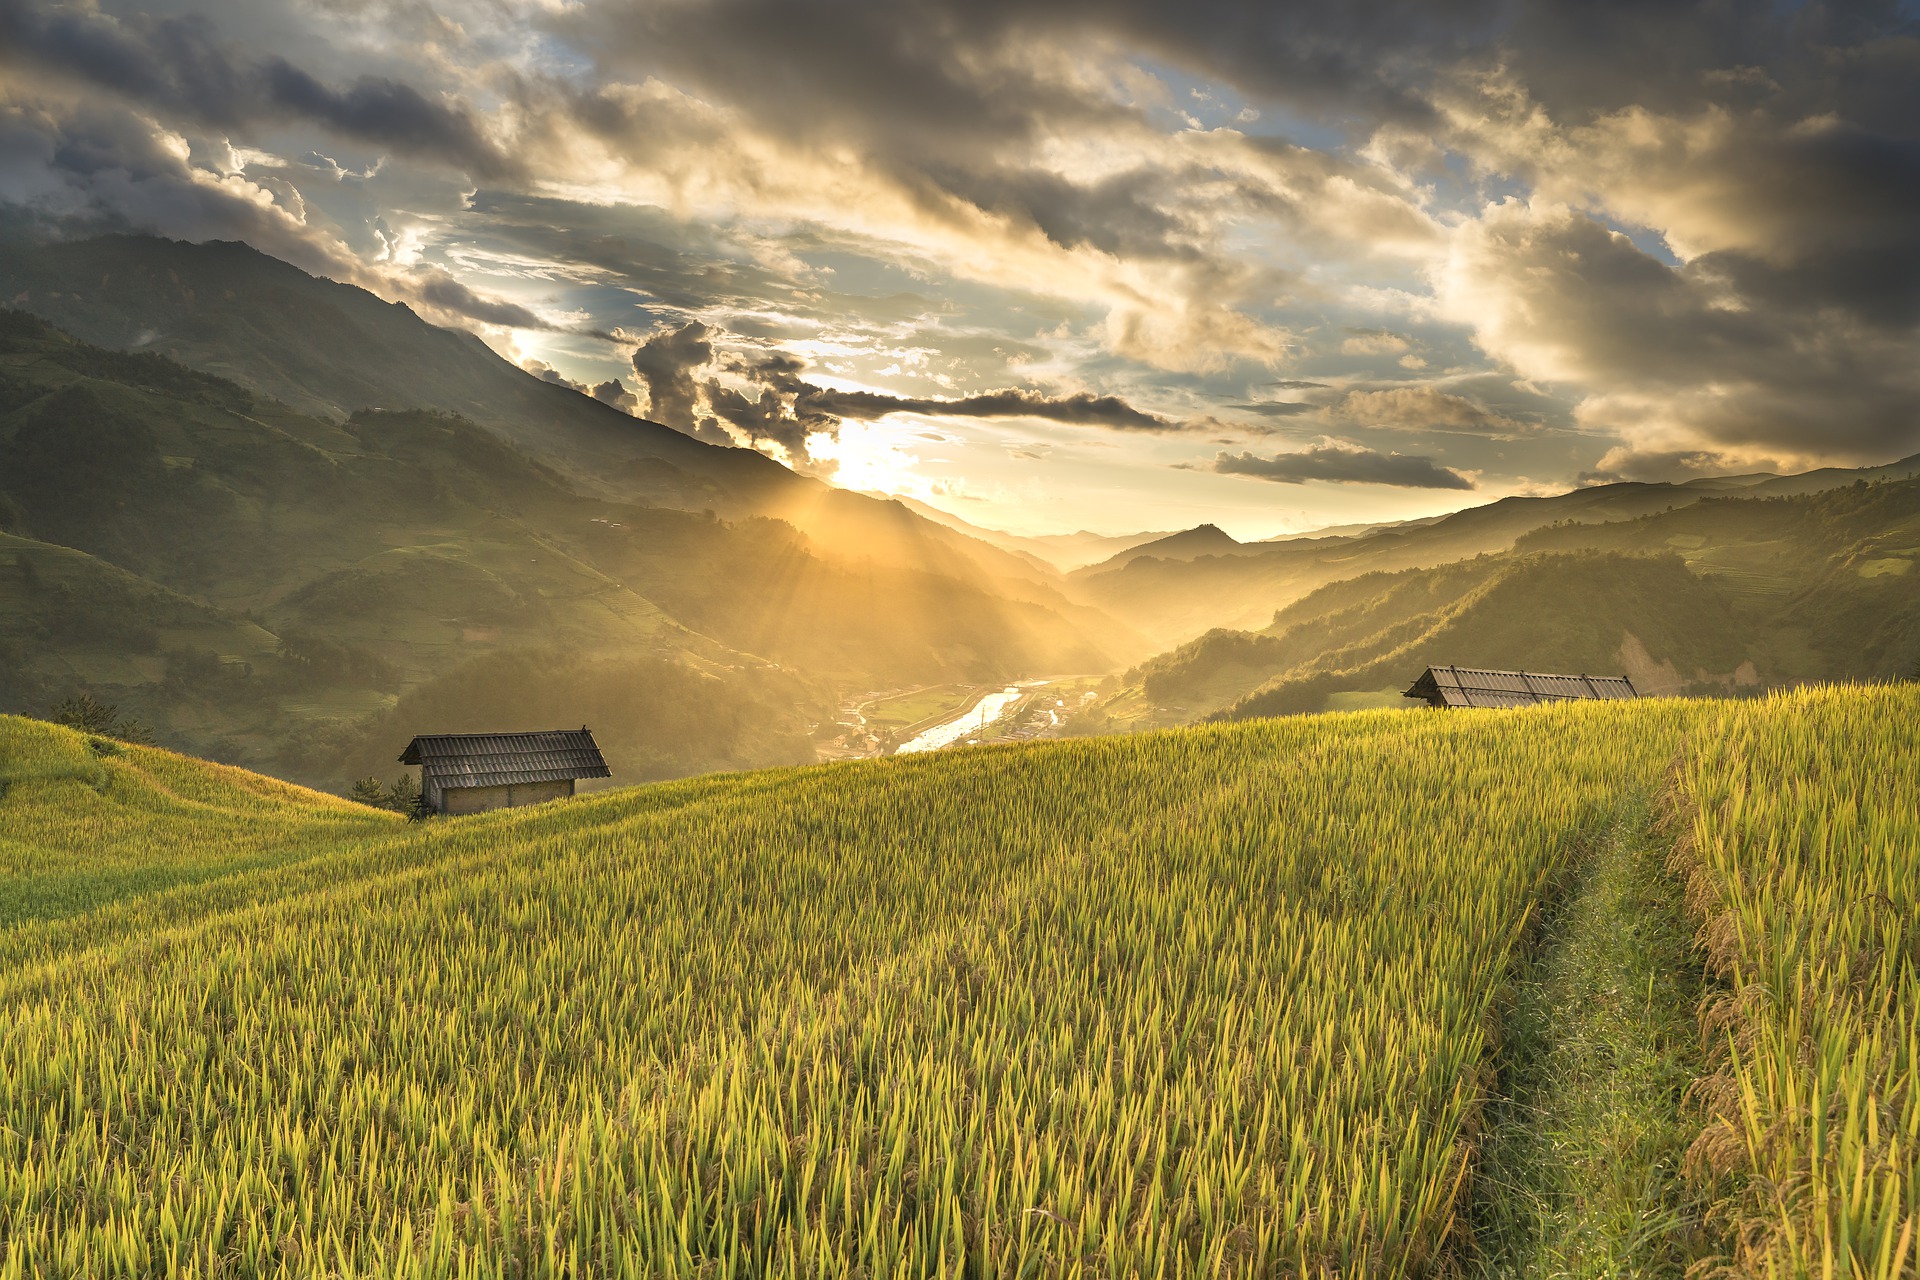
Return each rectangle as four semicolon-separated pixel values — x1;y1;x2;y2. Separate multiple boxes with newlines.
0;686;1913;1277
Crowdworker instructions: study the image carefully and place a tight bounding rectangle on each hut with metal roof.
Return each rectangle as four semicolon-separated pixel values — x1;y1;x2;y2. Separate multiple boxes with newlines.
1403;666;1638;709
399;727;611;815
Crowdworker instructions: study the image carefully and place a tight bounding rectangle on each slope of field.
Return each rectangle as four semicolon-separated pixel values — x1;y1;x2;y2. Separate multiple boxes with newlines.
2;686;1914;1277
0;715;397;929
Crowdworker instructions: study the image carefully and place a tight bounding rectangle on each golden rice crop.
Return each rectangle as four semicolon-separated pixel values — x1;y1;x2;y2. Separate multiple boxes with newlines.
1668;684;1919;1278
0;685;1911;1277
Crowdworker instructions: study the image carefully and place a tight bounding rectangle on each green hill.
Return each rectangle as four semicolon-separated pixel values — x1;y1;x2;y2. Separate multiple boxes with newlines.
1;685;1912;1276
1090;475;1920;728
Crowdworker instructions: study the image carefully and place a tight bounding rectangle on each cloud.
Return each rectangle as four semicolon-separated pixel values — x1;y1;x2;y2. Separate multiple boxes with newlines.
1341;329;1411;356
1334;385;1528;437
1213;441;1475;489
0;0;514;178
1227;400;1318;417
523;359;586;391
0;91;367;283
1439;199;1920;467
591;378;640;414
800;387;1177;431
628;321;713;435
413;270;554;331
1577;445;1788;487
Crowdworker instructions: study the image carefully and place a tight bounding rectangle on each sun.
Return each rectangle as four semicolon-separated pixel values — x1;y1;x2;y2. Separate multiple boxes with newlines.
807;421;934;498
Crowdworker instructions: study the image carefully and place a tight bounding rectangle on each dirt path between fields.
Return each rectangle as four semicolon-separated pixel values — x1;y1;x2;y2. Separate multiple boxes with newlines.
1465;801;1713;1277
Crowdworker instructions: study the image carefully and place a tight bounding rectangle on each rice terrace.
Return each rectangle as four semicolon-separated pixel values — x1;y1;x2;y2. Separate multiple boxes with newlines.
2;684;1914;1277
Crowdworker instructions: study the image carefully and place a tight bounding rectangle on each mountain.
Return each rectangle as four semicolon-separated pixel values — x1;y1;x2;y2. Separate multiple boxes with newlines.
0;233;1129;634
1258;514;1437;542
1080;523;1252;573
0;234;787;510
1065;460;1920;648
0;309;1118;787
1086;472;1920;730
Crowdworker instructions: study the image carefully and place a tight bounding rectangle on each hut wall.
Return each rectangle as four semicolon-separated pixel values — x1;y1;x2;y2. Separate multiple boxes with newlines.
441;779;574;815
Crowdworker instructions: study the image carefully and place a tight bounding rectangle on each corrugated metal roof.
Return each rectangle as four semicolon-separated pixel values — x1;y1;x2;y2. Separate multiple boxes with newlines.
399;728;611;787
1404;666;1638;708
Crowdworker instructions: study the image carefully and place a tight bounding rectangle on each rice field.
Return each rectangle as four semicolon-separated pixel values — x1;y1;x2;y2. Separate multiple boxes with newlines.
0;685;1913;1277
1668;687;1919;1277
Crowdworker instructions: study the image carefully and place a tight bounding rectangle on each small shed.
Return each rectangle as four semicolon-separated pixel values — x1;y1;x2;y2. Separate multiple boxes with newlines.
399;728;611;815
1404;666;1638;709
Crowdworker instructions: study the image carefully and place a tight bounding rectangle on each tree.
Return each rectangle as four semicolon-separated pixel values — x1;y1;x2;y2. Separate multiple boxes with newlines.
348;777;388;807
48;693;154;745
385;773;424;818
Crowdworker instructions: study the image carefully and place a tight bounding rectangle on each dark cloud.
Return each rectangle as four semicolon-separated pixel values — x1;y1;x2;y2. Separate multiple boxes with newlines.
590;378;640;414
1227;401;1317;417
1498;1;1920;124
705;381;811;457
628;321;713;435
1678;122;1920;329
0;94;364;282
800;387;1177;431
1214;444;1475;489
525;360;587;391
414;271;553;331
564;0;1493;156
0;0;512;177
1446;202;1920;463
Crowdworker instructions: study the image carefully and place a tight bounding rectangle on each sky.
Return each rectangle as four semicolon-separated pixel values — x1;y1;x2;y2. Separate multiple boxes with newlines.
2;0;1918;538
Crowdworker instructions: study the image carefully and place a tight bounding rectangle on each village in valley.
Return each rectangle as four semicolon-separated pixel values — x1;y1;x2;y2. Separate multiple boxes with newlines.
813;678;1106;760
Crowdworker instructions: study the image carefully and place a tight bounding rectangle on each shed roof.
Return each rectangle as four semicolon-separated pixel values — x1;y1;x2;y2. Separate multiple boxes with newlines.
399;728;611;789
1404;666;1638;708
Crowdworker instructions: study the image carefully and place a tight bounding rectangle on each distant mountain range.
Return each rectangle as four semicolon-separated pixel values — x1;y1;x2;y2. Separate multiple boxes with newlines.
1090;472;1920;732
1066;453;1920;649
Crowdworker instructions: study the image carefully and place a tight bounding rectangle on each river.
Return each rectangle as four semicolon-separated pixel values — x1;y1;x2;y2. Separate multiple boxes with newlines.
893;681;1048;754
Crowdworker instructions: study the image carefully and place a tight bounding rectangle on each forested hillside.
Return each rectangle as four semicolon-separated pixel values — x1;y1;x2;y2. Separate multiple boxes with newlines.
1089;477;1920;728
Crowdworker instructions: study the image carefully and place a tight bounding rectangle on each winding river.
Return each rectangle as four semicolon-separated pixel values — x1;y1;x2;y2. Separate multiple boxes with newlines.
893;681;1046;754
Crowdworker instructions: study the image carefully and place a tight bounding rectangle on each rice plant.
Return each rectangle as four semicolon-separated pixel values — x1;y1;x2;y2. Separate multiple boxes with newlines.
1668;684;1919;1279
0;686;1911;1277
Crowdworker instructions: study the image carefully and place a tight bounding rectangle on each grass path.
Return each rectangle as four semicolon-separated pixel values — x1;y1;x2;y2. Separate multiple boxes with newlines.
1469;800;1712;1277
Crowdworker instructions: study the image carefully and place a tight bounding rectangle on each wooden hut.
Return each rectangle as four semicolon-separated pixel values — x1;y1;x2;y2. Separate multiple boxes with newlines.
1403;666;1638;709
399;728;611;814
